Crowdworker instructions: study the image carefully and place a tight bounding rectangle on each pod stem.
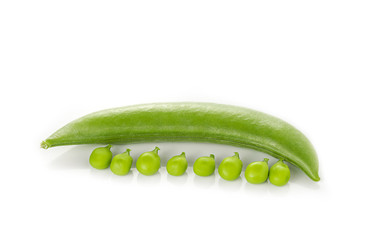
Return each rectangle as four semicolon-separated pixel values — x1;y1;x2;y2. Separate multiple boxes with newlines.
40;141;50;149
210;154;215;159
263;158;269;163
234;152;240;159
106;144;112;149
153;146;160;154
180;152;186;157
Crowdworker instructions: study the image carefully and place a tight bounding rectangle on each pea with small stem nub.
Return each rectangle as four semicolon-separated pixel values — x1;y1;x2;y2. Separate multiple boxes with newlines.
193;154;215;177
269;159;290;186
89;144;113;169
166;152;188;176
218;152;243;181
110;149;133;176
245;158;269;184
136;147;161;176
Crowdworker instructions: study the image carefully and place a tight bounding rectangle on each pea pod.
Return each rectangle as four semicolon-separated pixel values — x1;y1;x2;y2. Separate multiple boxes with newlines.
41;102;320;181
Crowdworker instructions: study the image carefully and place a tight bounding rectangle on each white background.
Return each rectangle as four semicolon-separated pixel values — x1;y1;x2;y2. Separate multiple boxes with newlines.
1;0;369;239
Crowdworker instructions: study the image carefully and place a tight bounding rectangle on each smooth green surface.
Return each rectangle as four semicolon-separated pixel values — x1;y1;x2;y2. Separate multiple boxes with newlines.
245;158;269;184
269;159;290;186
218;152;243;181
89;145;112;169
136;147;161;176
166;152;188;176
41;102;319;181
193;154;215;177
110;149;133;176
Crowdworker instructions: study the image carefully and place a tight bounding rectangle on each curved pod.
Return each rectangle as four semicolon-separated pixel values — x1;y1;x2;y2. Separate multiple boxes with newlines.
41;102;320;181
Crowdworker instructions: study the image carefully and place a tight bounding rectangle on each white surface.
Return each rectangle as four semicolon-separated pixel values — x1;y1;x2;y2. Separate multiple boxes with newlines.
1;0;370;239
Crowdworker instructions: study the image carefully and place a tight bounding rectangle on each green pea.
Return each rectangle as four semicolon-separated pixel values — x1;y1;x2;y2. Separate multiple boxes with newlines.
193;154;215;177
136;147;161;176
89;144;113;169
166;152;188;176
269;159;290;186
110;149;133;176
218;152;243;181
245;158;269;184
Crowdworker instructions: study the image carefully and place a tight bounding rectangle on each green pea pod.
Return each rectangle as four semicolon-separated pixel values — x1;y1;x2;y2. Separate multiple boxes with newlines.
41;102;319;181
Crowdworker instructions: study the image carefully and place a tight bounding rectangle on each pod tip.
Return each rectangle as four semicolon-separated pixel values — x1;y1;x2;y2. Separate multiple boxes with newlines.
40;141;50;149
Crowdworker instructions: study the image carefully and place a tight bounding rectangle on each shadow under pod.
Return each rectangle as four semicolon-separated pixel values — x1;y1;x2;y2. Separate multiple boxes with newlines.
47;145;93;170
286;162;321;190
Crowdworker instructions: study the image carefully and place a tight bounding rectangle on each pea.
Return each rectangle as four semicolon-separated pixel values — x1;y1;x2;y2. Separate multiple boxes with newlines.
166;152;188;176
245;158;269;184
110;149;133;176
89;144;112;169
193;154;215;177
269;159;290;186
136;147;161;176
218;152;243;181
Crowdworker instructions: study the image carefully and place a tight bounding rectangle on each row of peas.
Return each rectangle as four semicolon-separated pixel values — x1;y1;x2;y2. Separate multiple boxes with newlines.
89;145;291;186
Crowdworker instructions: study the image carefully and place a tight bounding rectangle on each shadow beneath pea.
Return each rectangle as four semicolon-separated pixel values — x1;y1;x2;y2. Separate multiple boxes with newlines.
267;182;291;195
192;173;216;188
243;181;270;194
217;176;243;192
109;170;135;184
136;171;161;185
166;172;188;185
